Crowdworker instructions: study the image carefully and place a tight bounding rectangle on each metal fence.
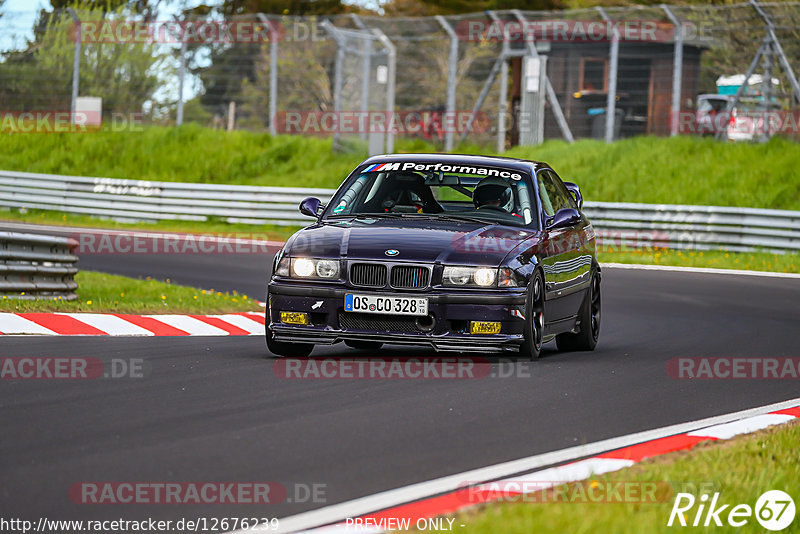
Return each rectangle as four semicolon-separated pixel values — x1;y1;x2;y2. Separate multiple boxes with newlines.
1;3;799;149
1;170;798;253
1;231;79;300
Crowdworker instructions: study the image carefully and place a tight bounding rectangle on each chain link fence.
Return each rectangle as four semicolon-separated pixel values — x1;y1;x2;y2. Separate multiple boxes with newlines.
1;2;798;151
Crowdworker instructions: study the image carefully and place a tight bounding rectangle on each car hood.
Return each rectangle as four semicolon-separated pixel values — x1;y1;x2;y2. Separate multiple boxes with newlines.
286;218;540;266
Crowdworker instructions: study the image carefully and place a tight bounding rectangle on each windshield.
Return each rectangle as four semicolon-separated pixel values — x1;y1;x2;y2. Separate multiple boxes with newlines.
324;163;538;229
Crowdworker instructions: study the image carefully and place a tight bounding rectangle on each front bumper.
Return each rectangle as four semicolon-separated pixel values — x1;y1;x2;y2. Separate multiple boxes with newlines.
267;282;527;353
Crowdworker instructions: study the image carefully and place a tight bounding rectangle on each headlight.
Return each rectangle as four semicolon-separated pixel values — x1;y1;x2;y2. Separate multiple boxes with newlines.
442;266;511;288
293;258;316;277
443;266;473;286
315;259;339;278
473;268;496;287
282;257;341;279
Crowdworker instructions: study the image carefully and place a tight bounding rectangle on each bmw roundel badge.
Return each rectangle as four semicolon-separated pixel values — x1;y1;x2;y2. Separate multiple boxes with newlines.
385;249;399;256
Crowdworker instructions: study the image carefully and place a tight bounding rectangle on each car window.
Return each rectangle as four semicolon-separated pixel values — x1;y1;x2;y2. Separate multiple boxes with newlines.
537;169;575;216
711;99;729;112
326;165;539;229
551;171;579;210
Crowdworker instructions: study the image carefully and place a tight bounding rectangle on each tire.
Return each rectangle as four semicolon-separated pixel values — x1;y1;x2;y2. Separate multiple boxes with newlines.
344;340;384;351
518;270;545;361
265;324;314;358
556;269;601;352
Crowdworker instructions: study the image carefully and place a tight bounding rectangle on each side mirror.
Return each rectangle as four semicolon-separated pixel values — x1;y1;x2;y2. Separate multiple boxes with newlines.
299;197;323;218
547;208;581;230
563;182;583;210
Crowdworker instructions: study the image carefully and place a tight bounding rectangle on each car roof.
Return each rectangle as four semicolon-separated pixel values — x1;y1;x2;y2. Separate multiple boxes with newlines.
698;94;733;100
360;153;547;174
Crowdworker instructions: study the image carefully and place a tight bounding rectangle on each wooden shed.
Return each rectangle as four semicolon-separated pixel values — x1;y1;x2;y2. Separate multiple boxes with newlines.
508;38;705;143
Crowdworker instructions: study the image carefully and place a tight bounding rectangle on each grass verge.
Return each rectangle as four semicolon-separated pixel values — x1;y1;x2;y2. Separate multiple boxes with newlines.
0;271;262;314
506;135;800;211
451;420;800;534
598;248;800;274
0;124;433;188
0;125;798;209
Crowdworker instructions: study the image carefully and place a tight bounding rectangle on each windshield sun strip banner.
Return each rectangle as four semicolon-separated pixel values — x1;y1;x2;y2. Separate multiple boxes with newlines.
363;162;526;180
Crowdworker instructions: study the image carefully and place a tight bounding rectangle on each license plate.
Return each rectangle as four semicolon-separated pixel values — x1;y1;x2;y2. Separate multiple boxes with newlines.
470;321;501;334
344;294;428;316
280;311;309;325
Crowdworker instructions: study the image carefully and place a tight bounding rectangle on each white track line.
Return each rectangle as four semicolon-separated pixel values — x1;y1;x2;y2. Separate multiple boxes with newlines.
58;313;154;336
234;397;800;534
0;313;266;336
143;315;231;336
0;313;57;335
601;262;800;279
507;457;634;487
688;413;796;440
208;314;266;335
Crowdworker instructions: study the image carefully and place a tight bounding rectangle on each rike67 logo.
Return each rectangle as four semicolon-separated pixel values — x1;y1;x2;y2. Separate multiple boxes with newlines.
668;490;795;531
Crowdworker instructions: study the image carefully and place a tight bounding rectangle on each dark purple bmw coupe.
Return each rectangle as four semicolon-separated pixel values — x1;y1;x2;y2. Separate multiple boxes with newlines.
266;153;600;360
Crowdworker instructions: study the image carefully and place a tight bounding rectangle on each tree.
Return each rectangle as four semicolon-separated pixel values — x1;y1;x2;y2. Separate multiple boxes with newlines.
0;1;169;115
184;0;362;117
219;0;348;17
49;0;161;20
382;0;562;16
239;34;334;129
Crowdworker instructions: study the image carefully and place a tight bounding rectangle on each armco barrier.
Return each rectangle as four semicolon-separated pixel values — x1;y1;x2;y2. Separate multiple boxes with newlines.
0;170;335;226
1;231;79;300
1;170;798;253
583;202;800;253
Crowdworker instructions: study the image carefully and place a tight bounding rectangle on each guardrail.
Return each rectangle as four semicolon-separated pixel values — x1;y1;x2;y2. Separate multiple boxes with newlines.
1;170;798;253
0;170;335;226
1;231;79;300
583;202;800;253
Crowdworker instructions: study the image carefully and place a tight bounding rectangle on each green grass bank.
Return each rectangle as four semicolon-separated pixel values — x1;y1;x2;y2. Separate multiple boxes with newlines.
1;125;798;209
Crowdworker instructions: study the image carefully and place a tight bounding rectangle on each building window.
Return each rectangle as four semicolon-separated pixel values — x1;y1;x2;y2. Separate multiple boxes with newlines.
580;58;607;92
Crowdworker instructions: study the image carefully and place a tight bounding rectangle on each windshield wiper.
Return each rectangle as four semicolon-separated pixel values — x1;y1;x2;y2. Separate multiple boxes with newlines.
327;213;407;220
392;212;488;224
328;212;489;224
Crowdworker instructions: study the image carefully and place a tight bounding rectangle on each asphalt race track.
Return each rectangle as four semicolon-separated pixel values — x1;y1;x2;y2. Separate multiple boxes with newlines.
2;225;800;529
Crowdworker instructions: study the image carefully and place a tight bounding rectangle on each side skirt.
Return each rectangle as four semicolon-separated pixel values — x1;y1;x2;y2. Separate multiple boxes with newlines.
544;315;579;337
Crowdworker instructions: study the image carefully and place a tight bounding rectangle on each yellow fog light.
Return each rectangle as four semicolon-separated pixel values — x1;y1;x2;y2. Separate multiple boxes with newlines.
470;321;501;334
280;311;309;325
